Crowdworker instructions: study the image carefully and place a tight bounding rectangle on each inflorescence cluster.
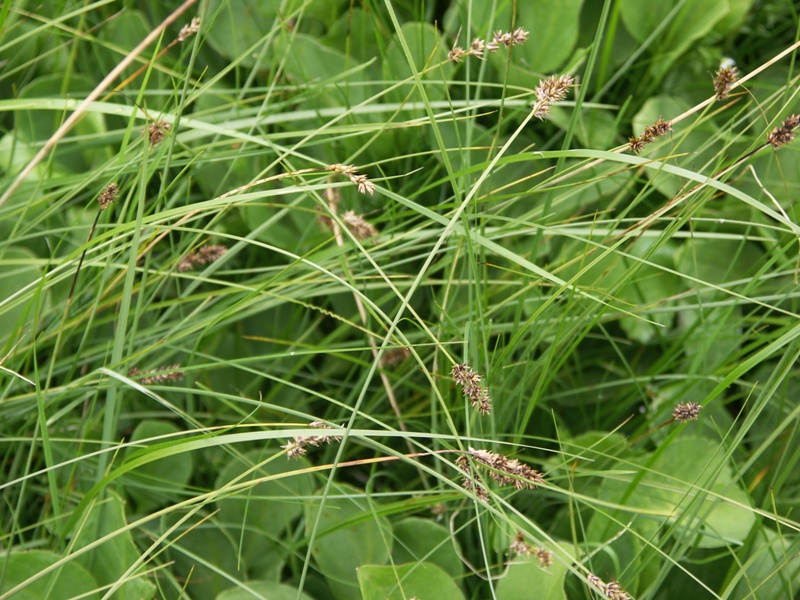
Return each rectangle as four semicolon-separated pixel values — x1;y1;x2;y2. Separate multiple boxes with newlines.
128;364;185;385
178;244;228;272
448;28;529;62
456;447;545;501
451;363;493;415
282;421;343;460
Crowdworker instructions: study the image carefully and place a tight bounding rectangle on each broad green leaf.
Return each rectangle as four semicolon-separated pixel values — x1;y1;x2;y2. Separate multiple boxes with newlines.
325;8;385;66
0;550;99;599
217;580;318;600
215;448;315;565
306;483;393;600
543;159;631;221
0;246;44;345
359;562;463;600
122;420;194;513
16;74;108;172
514;0;583;74
732;530;800;600
495;545;575;600
555;234;678;343
713;0;756;35
598;435;755;549
471;0;582;74
191;85;271;199
384;22;454;105
617;236;679;344
274;32;369;107
204;0;280;67
164;515;245;600
674;238;761;363
551;107;618;150
620;0;728;80
391;518;463;578
72;491;156;600
96;11;161;89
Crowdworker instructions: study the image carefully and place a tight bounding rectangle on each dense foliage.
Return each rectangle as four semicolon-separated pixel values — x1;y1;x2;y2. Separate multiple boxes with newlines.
1;1;800;598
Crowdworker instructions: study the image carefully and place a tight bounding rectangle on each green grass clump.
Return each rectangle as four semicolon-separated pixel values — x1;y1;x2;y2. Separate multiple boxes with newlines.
1;1;800;599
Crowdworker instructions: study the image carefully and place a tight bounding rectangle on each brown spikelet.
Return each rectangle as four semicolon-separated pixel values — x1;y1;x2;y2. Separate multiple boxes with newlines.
128;364;184;385
177;17;200;42
380;347;411;367
713;65;738;100
673;401;702;422
534;547;553;568
145;121;171;146
98;183;119;210
466;447;545;490
510;531;534;557
767;114;800;149
342;210;378;241
531;74;574;120
326;164;375;195
178;244;228;272
628;117;672;153
282;421;343;460
451;363;492;415
456;447;544;500
587;573;631;600
448;46;467;62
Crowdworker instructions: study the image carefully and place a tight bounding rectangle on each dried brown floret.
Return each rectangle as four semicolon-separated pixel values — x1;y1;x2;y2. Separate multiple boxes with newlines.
145;120;171;146
128;363;184;385
767;114;800;149
673;401;702;422
282;421;343;460
178;244;227;272
713;65;738;100
98;183;119;210
532;74;574;120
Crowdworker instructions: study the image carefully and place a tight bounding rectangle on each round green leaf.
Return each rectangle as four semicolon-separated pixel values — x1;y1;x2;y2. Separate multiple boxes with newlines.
0;550;99;599
384;22;454;104
122;420;194;513
495;549;574;600
598;435;755;549
218;580;317;600
358;562;463;600
391;518;463;578
306;483;393;600
215;449;316;550
472;0;582;76
620;0;728;79
72;491;156;600
0;246;44;345
204;0;280;67
16;74;108;172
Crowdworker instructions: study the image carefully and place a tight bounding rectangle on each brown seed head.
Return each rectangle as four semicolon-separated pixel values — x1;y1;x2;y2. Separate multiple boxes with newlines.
510;531;533;557
673;401;702;422
534;547;553;568
767;114;800;149
448;46;467;62
713;65;738;100
493;30;513;47
178;16;200;42
98;183;119;210
511;27;529;45
326;163;358;176
145;121;170;146
129;363;184;385
342;210;378;241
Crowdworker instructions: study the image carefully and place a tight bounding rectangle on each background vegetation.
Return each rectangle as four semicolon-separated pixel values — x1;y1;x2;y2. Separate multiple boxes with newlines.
1;0;800;598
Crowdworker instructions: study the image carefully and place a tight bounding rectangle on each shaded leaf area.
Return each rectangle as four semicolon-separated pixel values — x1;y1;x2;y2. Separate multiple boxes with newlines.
1;1;799;600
